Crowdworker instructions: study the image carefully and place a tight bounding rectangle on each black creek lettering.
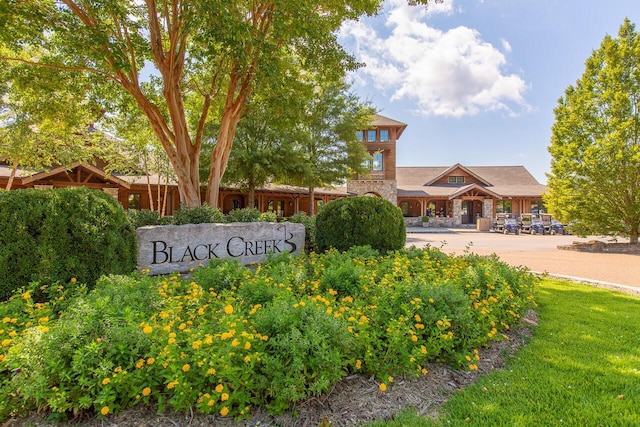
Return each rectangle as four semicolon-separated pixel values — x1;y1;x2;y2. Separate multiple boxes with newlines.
227;236;283;257
152;240;220;264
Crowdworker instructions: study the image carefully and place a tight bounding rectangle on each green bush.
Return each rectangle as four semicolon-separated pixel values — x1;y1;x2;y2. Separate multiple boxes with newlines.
5;275;160;419
127;209;172;228
286;212;316;253
172;204;224;225
0;247;537;421
315;196;406;253
226;207;262;223
0;188;136;300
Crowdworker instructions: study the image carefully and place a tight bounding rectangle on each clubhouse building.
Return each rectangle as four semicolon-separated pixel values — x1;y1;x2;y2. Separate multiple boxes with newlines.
0;114;547;225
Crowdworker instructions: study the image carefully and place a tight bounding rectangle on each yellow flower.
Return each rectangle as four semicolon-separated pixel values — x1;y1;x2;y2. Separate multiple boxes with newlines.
244;341;251;350
388;376;394;383
207;368;216;375
355;359;362;370
142;387;151;397
147;357;155;365
411;335;418;342
182;364;190;372
421;345;427;354
207;399;215;407
70;277;77;283
102;378;111;385
215;384;224;393
231;339;240;347
379;383;387;392
414;314;421;322
100;406;109;416
221;393;229;401
220;407;229;417
22;292;31;300
167;380;179;389
224;305;234;314
1;339;11;347
143;325;153;334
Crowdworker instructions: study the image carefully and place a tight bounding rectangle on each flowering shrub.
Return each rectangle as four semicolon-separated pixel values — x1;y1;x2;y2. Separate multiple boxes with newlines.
0;247;537;421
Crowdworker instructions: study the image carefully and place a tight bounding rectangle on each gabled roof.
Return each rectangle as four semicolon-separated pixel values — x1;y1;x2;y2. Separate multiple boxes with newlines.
448;183;502;199
424;163;492;186
396;165;546;198
371;114;408;139
21;161;131;189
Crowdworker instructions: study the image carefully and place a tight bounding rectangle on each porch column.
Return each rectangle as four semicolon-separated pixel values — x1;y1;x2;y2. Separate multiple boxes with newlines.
453;199;462;225
483;199;494;219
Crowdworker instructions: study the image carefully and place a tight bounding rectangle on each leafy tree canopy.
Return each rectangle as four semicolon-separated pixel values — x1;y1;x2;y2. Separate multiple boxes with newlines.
546;18;640;244
0;0;441;208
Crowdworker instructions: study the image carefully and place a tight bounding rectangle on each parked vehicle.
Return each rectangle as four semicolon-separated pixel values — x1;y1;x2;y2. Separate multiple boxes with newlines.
540;214;553;234
530;218;545;235
493;213;514;233
502;217;521;235
550;219;566;235
519;213;534;234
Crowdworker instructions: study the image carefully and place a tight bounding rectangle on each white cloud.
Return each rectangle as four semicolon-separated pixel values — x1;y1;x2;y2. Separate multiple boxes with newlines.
340;0;530;117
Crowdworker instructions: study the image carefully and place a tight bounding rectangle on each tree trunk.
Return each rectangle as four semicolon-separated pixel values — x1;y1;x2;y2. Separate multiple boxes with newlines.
248;176;256;210
206;92;245;207
161;176;169;217
5;159;18;190
631;227;639;244
308;186;315;216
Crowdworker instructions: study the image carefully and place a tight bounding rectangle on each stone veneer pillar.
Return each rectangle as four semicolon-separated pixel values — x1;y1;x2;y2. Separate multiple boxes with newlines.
452;199;462;225
346;180;397;205
483;199;494;219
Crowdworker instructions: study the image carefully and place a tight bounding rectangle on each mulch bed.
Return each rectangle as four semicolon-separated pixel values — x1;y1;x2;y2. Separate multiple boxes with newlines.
5;312;539;427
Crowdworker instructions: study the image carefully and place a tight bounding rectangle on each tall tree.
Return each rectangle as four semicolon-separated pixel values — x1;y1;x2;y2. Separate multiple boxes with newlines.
546;18;640;244
0;0;440;208
288;81;374;215
0;49;101;189
218;58;310;210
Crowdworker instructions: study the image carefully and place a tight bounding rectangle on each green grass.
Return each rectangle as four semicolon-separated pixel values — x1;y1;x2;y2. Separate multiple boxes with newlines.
367;279;640;427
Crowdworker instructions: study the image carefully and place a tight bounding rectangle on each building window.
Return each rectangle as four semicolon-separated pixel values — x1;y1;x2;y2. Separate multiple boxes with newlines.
400;201;409;216
379;129;389;142
356;130;364;141
530;200;545;214
496;200;512;214
372;152;383;171
127;193;141;210
448;176;464;184
367;129;377;142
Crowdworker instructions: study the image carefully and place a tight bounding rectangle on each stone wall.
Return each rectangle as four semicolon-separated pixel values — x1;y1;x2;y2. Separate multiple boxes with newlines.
347;179;397;205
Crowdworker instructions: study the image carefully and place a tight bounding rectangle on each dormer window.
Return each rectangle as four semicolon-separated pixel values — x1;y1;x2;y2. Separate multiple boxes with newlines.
367;129;377;142
448;176;464;184
380;129;389;142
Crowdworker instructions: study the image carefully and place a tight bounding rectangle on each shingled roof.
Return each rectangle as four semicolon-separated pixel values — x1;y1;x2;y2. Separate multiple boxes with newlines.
396;165;547;199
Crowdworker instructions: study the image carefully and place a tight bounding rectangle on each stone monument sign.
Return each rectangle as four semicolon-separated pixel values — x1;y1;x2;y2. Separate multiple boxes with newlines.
137;222;305;275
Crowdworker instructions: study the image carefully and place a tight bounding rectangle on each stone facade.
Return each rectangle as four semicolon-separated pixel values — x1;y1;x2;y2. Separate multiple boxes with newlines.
347;179;397;205
483;199;494;219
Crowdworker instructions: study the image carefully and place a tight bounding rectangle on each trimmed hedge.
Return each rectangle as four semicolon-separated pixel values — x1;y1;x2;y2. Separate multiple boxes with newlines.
0;188;136;300
315;196;406;253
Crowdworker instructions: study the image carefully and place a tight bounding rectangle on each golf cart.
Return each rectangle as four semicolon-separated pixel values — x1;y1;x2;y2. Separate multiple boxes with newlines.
520;213;545;234
494;214;520;234
540;214;553;234
549;219;566;235
529;218;545;235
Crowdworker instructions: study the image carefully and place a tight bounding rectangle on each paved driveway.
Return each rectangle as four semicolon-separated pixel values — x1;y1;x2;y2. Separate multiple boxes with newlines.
406;229;640;292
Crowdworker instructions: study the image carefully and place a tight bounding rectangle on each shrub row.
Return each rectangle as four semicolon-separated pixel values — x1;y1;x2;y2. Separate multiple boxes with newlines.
0;247;537;421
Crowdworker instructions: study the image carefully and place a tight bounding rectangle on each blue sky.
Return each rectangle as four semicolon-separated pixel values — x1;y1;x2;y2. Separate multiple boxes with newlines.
338;0;640;184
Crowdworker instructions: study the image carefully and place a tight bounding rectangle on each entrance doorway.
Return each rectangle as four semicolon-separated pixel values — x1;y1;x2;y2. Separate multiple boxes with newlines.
462;201;474;224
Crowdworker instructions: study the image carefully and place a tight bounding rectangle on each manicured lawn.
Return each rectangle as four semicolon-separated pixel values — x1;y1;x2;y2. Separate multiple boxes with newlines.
367;279;640;426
